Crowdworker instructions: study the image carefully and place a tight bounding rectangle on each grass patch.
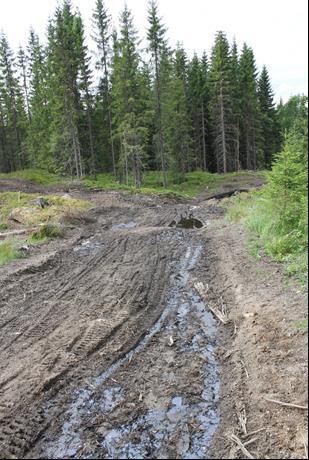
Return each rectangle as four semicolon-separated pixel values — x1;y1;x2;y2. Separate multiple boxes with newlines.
29;224;64;243
293;319;308;332
83;170;264;198
0;239;21;265
227;190;308;284
0;192;91;228
0;169;66;186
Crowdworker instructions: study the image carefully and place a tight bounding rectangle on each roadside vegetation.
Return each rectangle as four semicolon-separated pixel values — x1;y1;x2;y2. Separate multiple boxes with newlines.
83;170;264;198
0;191;91;265
0;169;67;186
228;115;308;284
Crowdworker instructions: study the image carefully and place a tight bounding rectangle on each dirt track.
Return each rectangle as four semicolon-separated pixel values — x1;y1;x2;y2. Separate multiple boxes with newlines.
0;189;307;459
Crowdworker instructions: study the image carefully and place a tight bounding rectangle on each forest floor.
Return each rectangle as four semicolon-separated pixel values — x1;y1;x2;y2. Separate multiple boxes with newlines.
0;175;307;459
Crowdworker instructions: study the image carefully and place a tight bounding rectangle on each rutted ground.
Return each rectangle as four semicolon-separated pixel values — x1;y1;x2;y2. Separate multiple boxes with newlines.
0;191;222;459
0;189;307;459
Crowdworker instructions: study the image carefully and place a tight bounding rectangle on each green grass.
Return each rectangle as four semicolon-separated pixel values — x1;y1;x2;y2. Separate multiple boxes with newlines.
0;169;66;186
83;170;264;198
293;319;308;332
29;223;64;243
0;239;21;265
0;192;91;228
227;190;308;284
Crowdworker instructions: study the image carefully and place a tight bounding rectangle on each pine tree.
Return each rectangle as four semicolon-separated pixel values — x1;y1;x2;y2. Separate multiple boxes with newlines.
209;31;236;173
239;43;260;170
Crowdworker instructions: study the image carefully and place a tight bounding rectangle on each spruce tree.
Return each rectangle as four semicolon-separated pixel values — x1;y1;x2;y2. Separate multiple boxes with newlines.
0;33;27;170
27;29;50;167
230;39;241;169
258;65;280;168
111;5;149;186
162;45;191;180
147;0;168;185
209;31;236;173
92;0;115;174
239;43;260;170
47;0;84;177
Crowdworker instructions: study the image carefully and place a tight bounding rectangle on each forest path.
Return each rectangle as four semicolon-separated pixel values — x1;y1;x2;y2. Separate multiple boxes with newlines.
0;191;222;459
0;189;307;459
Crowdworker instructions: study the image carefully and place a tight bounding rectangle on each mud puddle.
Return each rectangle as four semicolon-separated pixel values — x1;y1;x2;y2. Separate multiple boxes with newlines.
169;216;203;229
43;244;220;459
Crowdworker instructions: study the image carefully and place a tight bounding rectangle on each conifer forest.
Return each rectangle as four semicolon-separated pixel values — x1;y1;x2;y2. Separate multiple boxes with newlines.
0;1;307;459
0;0;282;184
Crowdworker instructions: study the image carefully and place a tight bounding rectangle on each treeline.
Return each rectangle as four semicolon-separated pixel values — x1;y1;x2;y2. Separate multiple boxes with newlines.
0;0;284;184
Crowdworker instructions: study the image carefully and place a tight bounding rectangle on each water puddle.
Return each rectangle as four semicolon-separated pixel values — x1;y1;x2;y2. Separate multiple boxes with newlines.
112;222;137;230
44;245;219;459
73;237;103;256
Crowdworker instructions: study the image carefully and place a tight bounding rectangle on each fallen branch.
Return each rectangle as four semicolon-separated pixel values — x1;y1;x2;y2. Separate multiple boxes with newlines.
265;397;308;410
226;433;255;459
244;428;266;438
238;408;248;435
0;227;38;240
194;282;229;324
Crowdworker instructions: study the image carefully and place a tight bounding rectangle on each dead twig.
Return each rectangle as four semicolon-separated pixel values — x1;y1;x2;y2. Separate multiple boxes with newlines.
226;433;255;459
194;282;229;324
240;359;249;379
244;437;259;447
238;408;248;435
243;428;266;438
265;397;308;410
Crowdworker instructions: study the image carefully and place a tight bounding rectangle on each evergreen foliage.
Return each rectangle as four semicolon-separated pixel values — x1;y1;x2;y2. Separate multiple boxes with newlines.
0;0;293;186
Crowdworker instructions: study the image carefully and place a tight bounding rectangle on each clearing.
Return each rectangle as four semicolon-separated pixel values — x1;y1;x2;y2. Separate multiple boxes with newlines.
0;175;307;459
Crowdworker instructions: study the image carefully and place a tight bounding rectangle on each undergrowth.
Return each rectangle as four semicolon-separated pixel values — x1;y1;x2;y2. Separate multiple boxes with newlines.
228;128;308;284
0;239;21;265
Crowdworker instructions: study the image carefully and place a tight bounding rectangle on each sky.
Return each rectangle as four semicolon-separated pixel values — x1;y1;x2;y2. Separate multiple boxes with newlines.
0;0;308;102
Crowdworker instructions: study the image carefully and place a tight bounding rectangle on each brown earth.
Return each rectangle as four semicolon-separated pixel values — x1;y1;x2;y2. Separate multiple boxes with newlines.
0;185;307;459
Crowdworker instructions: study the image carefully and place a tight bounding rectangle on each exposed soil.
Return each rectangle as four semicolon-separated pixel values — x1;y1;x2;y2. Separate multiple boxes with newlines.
0;183;307;459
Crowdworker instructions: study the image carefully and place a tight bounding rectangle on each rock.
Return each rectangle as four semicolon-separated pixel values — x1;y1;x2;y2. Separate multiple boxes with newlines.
35;197;49;208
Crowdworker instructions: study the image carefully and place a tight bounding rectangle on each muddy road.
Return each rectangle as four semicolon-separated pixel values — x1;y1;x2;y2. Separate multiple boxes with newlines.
0;192;223;459
0;190;307;460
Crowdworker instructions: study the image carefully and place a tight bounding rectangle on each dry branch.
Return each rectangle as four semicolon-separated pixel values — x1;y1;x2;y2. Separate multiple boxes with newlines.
226;433;255;459
194;282;229;324
265;397;308;410
0;227;38;240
